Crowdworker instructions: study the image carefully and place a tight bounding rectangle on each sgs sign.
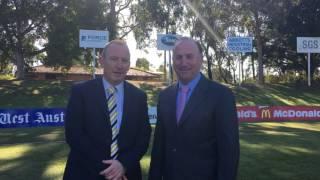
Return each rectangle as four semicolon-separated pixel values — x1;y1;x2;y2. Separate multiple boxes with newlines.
297;37;320;53
302;40;319;49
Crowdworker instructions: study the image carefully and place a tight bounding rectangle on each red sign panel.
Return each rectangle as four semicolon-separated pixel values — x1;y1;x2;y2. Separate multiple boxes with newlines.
237;106;320;122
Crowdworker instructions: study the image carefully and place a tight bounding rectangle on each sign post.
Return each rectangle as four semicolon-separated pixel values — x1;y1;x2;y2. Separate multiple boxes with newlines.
297;37;320;87
227;37;253;85
79;29;109;79
157;34;180;84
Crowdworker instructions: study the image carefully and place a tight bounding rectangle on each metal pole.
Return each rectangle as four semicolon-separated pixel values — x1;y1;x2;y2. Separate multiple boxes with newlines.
164;50;169;83
169;50;173;84
308;52;311;87
92;48;96;79
238;54;241;85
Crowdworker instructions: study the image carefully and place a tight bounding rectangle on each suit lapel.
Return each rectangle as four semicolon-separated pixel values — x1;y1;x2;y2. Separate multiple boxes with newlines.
178;75;209;126
167;84;179;128
95;78;109;117
118;81;130;147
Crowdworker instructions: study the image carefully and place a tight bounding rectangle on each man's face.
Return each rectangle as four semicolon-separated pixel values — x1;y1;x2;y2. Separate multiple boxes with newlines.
173;40;203;84
99;43;130;85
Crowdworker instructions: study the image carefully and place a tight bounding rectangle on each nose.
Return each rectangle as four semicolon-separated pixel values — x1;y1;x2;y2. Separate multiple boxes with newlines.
115;62;124;69
179;57;189;65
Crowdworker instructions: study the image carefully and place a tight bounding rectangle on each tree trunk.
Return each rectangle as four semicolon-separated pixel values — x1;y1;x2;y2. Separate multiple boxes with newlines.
307;54;317;86
254;11;264;85
15;19;25;79
233;67;236;84
241;55;244;82
227;59;233;83
207;57;213;80
164;51;167;81
15;49;24;79
109;0;117;40
205;44;213;80
218;60;228;83
163;21;170;82
251;53;255;80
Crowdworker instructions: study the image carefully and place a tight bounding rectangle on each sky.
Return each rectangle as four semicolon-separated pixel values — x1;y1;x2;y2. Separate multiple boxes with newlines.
126;30;164;70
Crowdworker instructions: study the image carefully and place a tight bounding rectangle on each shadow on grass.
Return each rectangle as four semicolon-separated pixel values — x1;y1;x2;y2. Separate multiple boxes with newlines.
0;127;65;145
239;122;320;180
1;123;320;180
0;126;154;180
0;127;68;180
0;80;73;108
234;83;320;106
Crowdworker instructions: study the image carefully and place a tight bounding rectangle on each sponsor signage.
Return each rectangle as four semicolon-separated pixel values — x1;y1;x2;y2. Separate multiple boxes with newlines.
237;106;320;122
227;37;253;53
148;106;157;124
79;29;109;48
157;34;181;50
0;108;65;128
1;106;320;128
297;37;320;53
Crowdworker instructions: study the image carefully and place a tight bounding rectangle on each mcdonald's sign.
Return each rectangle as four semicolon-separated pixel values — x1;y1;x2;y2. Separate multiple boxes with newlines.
261;109;271;119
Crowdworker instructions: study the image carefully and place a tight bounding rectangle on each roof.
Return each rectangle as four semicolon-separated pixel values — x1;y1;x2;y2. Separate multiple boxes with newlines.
30;65;160;77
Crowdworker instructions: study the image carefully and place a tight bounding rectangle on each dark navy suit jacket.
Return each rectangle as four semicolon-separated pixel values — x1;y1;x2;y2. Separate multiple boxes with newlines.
149;75;239;180
63;78;151;180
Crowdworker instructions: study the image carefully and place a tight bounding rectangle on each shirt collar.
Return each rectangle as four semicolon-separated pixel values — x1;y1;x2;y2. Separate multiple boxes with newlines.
178;73;201;91
102;77;124;94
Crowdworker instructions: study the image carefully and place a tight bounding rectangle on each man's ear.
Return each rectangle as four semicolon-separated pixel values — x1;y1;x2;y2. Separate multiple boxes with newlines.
98;56;104;66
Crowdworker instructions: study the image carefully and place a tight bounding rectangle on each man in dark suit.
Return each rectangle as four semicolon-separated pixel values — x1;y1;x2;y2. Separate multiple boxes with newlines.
148;37;239;180
63;40;151;180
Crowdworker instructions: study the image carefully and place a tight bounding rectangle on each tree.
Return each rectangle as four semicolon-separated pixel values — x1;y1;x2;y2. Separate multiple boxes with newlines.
0;0;58;79
281;0;320;83
233;0;273;85
132;0;184;80
248;0;320;84
136;57;150;70
157;64;164;72
45;0;107;69
44;0;154;70
183;0;235;83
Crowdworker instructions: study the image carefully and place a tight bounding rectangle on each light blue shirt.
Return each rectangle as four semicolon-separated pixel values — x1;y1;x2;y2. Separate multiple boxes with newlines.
102;78;124;130
176;73;201;106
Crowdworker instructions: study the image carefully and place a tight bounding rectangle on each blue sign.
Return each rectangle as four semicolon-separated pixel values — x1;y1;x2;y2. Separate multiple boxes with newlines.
0;108;65;128
0;107;158;128
161;35;178;46
227;37;253;53
79;29;109;48
157;34;181;50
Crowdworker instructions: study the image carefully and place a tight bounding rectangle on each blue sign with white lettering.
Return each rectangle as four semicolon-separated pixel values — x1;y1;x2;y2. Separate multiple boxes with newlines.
0;108;158;128
157;34;181;50
0;108;65;128
161;35;179;46
227;37;253;53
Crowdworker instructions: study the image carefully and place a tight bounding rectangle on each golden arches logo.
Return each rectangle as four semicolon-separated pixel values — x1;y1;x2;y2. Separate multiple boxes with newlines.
261;109;271;119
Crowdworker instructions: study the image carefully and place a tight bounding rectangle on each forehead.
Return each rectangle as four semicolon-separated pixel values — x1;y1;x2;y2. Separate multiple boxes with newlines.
174;40;199;55
106;43;130;56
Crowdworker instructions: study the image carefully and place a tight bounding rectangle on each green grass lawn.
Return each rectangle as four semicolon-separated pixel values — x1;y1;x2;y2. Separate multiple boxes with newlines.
0;79;320;179
1;123;319;180
0;80;71;108
1;79;320;107
234;83;320;106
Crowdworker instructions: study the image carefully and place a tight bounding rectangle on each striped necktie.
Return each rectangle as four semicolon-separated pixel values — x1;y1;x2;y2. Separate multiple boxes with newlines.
107;87;119;159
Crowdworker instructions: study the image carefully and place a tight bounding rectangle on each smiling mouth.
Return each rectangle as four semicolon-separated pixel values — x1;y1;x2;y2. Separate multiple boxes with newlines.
113;72;124;75
179;69;190;72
